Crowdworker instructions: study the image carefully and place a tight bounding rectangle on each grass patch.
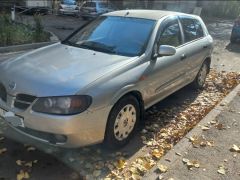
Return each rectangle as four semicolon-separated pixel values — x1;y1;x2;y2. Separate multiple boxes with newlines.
0;14;50;47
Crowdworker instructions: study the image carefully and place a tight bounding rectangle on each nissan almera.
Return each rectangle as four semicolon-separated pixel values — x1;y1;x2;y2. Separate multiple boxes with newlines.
0;10;213;149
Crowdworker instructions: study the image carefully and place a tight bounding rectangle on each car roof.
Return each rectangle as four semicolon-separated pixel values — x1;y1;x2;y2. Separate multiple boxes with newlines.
104;9;194;20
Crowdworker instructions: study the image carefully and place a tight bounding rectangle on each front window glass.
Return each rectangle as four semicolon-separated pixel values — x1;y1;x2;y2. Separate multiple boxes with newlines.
159;20;182;47
64;16;156;57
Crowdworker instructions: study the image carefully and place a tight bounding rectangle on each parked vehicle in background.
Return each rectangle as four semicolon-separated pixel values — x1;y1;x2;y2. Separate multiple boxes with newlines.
59;0;79;16
0;10;213;149
15;0;51;15
79;1;116;19
230;15;240;43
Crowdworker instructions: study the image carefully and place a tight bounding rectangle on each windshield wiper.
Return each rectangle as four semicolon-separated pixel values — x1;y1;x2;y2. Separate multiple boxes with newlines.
63;40;117;54
79;41;117;54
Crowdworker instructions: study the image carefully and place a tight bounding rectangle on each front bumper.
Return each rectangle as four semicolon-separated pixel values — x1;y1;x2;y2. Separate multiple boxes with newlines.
0;99;112;148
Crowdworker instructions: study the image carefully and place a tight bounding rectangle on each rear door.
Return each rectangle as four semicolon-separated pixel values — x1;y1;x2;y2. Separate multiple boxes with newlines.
179;16;210;79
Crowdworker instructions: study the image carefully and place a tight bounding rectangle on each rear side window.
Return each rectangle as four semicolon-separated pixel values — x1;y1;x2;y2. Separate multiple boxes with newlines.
180;17;204;43
158;19;182;47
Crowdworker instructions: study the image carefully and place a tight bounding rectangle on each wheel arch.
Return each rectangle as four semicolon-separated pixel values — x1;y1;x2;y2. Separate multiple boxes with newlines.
110;88;145;123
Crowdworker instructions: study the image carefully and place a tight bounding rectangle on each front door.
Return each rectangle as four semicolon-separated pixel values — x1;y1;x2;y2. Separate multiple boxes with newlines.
143;16;187;107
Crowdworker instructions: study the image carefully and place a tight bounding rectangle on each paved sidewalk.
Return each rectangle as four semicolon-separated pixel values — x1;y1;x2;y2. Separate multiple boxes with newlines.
144;84;240;180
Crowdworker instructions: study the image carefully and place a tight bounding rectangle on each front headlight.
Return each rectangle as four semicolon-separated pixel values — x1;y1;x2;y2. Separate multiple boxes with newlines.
32;95;92;115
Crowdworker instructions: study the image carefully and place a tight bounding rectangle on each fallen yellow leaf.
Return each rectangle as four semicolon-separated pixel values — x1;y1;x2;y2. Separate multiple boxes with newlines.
0;148;7;154
217;165;226;175
152;149;164;159
201;126;210;131
16;160;25;166
230;144;240;153
17;170;30;180
157;164;168;173
25;161;33;168
131;174;141;180
116;159;126;169
27;147;36;152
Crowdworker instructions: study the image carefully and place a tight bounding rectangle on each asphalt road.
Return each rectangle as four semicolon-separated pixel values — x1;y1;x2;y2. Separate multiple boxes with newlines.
0;18;240;179
17;14;87;40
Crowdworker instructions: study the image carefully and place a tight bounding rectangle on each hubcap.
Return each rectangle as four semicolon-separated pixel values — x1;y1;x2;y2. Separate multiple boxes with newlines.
114;104;136;141
198;64;207;87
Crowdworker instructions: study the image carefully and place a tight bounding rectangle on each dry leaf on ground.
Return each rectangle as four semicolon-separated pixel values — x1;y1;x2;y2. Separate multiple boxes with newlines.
230;144;240;153
26;146;36;152
201;125;210;131
0;148;7;154
17;170;30;180
157;164;168;173
217;165;226;175
182;158;200;169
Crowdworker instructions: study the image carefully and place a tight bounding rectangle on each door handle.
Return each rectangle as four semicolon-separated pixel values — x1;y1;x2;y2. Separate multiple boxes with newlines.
203;45;208;49
180;54;187;60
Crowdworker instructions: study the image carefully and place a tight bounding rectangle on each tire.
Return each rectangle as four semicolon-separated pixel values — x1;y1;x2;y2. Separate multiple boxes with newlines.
104;95;140;149
191;61;209;89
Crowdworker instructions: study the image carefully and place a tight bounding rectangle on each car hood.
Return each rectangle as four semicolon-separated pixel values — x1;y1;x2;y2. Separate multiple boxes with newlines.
0;43;136;97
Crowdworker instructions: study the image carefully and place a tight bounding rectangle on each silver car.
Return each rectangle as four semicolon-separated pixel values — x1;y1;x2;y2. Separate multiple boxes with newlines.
59;0;79;15
0;10;213;149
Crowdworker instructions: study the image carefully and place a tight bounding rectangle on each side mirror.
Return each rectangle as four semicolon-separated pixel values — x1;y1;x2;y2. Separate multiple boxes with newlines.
158;45;176;57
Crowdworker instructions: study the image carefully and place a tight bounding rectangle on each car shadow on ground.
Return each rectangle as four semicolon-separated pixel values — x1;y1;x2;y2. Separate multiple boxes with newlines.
225;42;240;53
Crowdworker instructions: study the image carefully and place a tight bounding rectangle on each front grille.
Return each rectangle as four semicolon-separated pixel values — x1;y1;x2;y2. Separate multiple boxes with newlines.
0;83;7;102
14;94;36;110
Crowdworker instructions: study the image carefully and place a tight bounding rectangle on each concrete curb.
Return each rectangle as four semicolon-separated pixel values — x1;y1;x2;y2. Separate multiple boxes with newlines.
143;83;240;179
0;41;59;53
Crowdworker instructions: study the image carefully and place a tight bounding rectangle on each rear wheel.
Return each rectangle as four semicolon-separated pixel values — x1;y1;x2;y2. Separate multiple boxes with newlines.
191;61;209;89
104;95;140;149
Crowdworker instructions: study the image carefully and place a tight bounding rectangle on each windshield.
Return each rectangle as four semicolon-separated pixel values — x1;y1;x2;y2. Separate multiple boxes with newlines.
64;16;156;57
61;0;76;5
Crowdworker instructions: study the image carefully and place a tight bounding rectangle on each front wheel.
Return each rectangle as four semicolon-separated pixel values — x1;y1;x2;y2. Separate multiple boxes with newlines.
104;95;140;149
191;61;209;89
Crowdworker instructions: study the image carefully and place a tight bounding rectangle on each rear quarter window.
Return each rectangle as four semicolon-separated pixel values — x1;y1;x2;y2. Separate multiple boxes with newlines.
180;17;204;43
